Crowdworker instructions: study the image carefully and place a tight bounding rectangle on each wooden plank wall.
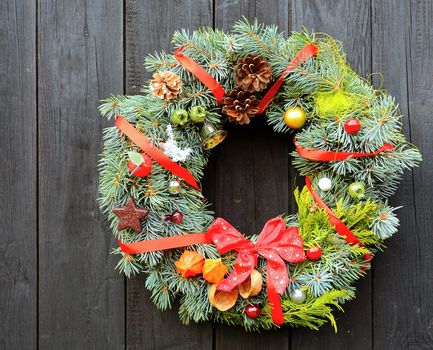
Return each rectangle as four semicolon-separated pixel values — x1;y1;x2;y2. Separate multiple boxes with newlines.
1;0;37;349
37;1;124;349
1;0;432;349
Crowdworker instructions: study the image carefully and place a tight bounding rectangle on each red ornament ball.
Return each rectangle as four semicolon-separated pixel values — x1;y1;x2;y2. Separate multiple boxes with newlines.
171;211;183;223
244;304;262;319
344;118;361;135
306;246;322;261
128;153;152;177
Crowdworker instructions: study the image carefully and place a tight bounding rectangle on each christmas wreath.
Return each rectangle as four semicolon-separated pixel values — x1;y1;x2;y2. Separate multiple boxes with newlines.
98;19;421;331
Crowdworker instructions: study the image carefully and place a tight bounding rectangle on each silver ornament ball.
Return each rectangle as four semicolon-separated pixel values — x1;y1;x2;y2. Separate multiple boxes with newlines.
290;288;306;304
318;177;332;192
168;180;182;194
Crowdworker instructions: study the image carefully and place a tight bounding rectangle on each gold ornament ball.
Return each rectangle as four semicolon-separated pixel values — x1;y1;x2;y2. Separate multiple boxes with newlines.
283;106;306;129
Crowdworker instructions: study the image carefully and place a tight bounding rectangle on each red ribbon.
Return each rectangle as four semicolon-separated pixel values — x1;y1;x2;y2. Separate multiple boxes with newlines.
115;116;200;191
296;140;394;162
257;44;319;114
207;217;306;326
305;176;371;268
118;232;211;254
296;137;393;267
174;46;225;105
173;44;318;113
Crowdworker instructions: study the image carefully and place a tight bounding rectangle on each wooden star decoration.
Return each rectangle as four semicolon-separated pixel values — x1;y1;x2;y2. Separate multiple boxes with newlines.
112;197;149;232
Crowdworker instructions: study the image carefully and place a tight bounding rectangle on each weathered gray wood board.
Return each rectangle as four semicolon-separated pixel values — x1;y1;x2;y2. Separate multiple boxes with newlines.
37;1;124;349
372;1;433;349
0;0;431;349
0;0;37;349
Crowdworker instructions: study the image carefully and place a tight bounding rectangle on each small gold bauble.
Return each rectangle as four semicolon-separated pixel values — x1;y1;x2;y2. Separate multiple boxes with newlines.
283;106;307;129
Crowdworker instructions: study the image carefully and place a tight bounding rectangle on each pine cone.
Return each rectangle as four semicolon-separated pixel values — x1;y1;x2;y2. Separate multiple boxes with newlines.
235;54;272;92
150;71;182;100
222;89;259;125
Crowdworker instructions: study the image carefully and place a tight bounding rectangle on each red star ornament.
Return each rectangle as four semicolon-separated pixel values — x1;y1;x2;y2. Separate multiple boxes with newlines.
113;197;149;232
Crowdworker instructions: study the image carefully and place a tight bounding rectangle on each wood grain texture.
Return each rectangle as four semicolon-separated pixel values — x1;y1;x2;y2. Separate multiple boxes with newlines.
212;1;290;349
126;0;214;90
0;0;37;349
37;1;124;348
124;1;214;349
372;1;433;348
291;1;373;349
215;0;289;32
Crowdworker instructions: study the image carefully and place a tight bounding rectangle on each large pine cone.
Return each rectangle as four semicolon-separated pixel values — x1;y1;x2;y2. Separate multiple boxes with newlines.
150;70;182;100
222;89;259;125
235;54;272;92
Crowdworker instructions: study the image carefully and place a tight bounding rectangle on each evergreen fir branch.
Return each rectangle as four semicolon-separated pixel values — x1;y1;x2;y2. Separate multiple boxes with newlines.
144;52;178;72
372;204;401;239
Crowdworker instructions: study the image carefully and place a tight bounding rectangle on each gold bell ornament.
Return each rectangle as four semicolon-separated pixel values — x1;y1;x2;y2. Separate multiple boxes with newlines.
200;123;227;150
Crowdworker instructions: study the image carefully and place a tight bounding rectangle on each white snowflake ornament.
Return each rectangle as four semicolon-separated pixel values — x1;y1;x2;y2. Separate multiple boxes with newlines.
161;125;192;162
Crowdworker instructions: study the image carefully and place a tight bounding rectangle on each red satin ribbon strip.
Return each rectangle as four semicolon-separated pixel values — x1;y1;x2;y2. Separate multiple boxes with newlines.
266;278;285;325
174;46;225;105
296;141;394;162
305;176;371;267
118;232;211;254
257;44;319;114
115;116;200;191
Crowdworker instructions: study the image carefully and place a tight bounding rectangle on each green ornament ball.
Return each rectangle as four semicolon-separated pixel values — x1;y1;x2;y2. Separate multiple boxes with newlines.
189;105;207;123
171;108;189;126
348;182;365;200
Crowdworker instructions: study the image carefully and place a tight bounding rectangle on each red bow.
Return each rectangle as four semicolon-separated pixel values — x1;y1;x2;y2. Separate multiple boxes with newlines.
207;217;306;325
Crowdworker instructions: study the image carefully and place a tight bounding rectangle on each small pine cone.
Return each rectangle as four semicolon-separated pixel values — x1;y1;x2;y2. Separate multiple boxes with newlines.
235;54;272;93
222;89;259;125
150;70;182;100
